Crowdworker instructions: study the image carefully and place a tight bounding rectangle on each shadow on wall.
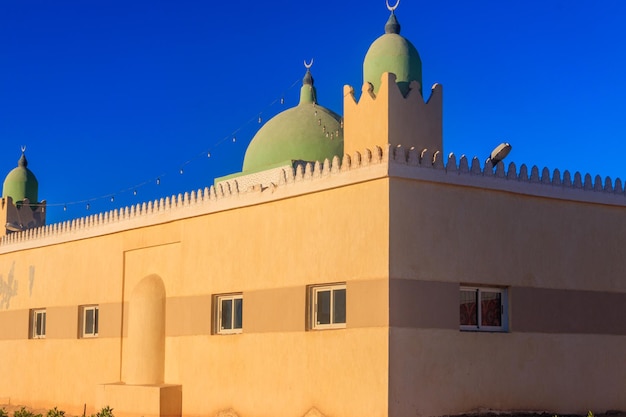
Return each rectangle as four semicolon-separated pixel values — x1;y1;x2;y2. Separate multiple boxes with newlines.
0;262;17;309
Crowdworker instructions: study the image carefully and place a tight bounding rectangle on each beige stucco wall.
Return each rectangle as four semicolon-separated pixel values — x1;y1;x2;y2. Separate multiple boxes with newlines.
162;179;390;417
3;158;626;417
389;177;626;291
0;178;390;417
387;177;626;416
389;329;626;416
343;73;443;158
0;235;127;413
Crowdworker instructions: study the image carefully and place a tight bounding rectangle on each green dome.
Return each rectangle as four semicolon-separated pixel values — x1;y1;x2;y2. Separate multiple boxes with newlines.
363;12;422;96
2;152;39;205
242;68;343;173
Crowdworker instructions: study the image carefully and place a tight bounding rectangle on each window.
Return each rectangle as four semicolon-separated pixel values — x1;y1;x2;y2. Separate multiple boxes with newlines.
310;284;346;330
80;305;99;338
30;309;46;339
214;294;243;334
460;286;507;331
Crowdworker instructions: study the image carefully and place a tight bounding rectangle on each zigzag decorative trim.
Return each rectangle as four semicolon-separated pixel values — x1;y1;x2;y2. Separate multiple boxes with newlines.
389;143;626;193
1;143;624;248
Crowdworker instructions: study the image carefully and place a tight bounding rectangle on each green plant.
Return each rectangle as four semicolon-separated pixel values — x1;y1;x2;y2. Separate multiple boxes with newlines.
0;408;8;417
46;408;65;417
13;407;42;417
13;408;30;417
95;406;114;417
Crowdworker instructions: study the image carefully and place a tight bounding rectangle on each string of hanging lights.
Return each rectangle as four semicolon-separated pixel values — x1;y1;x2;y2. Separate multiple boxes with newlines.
45;77;301;214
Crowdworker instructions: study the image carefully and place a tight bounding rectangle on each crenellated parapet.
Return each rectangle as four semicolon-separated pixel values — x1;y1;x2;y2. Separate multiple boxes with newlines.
343;72;443;157
0;150;387;250
3;143;626;250
0;196;46;238
388;144;626;203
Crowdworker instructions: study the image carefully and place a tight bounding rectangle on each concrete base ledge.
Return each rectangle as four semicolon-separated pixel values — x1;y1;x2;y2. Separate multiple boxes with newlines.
96;383;182;417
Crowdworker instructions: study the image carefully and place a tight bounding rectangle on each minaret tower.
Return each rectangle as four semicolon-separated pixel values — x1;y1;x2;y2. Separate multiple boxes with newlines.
343;0;443;157
1;148;46;237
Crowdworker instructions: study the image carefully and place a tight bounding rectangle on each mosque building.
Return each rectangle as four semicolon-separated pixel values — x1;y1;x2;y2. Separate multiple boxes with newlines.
0;4;625;417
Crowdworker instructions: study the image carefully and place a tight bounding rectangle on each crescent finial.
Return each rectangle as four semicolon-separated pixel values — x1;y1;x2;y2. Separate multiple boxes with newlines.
20;145;26;153
304;58;314;69
386;0;400;12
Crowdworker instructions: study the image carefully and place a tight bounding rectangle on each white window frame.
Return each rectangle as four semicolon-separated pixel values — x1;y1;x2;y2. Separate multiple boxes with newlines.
214;293;243;335
31;308;46;339
460;286;508;332
309;283;346;330
80;305;99;338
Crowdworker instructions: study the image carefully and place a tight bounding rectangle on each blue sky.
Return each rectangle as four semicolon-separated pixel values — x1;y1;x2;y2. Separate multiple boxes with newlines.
2;0;626;224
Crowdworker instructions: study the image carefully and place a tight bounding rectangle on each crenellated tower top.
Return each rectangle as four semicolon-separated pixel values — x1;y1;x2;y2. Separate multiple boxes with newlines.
343;2;442;157
1;148;46;237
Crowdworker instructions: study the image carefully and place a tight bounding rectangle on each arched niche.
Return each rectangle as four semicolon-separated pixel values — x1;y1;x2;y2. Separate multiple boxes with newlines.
124;274;166;385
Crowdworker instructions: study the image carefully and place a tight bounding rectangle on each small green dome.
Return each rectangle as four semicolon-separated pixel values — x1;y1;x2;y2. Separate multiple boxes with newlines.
242;67;343;173
363;11;422;96
2;151;39;205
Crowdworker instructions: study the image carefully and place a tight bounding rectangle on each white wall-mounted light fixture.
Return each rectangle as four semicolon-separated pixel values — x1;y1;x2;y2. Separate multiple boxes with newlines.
487;142;512;167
